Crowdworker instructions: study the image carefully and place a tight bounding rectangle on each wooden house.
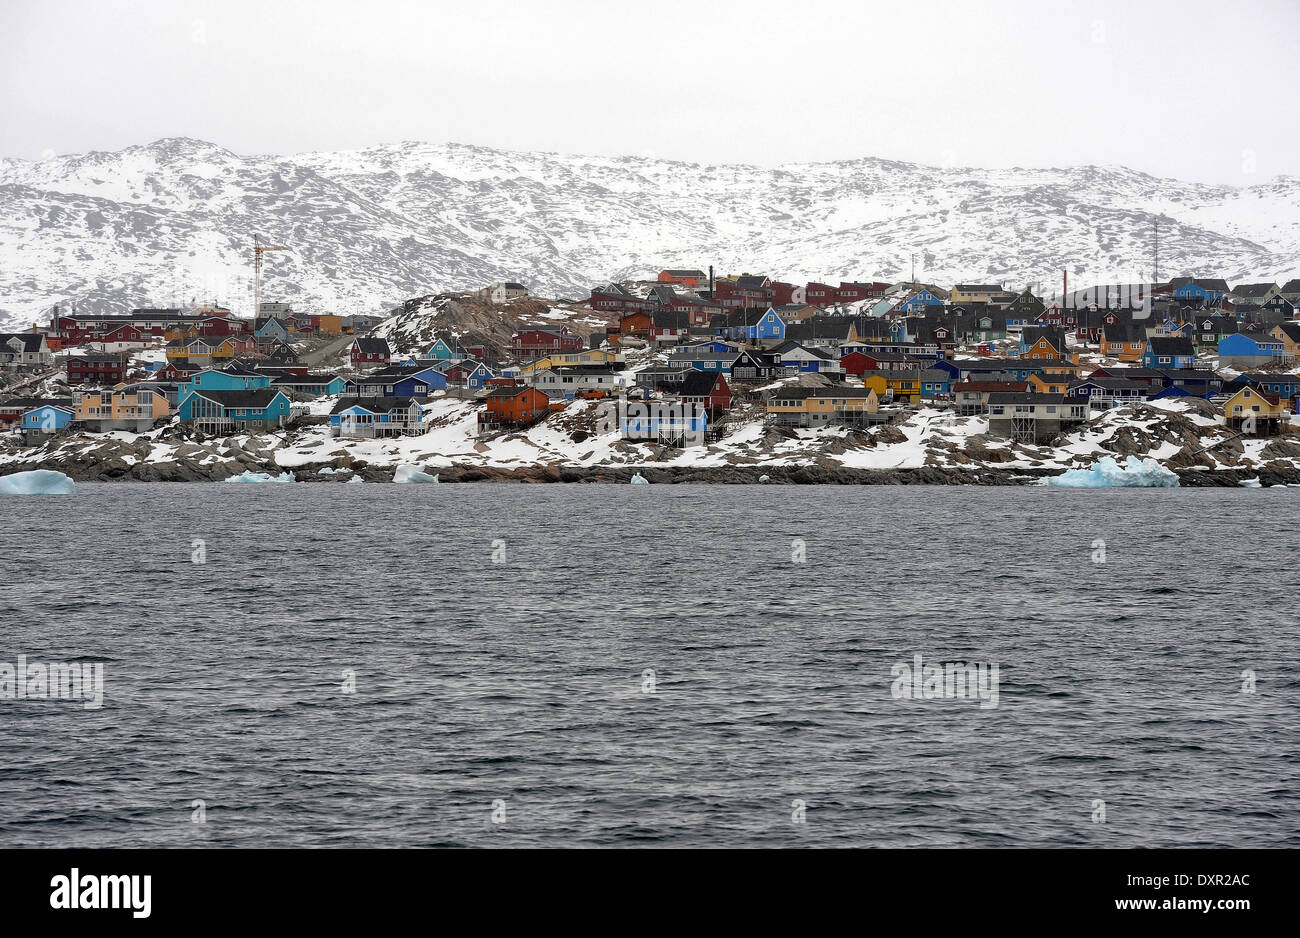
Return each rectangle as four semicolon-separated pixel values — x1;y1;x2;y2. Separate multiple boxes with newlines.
764;386;880;427
986;392;1088;442
178;388;292;430
679;371;732;417
1223;385;1286;434
329;397;425;438
350;337;392;367
479;385;550;432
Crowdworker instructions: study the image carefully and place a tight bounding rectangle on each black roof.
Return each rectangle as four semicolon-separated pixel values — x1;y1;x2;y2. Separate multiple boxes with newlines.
353;337;391;354
330;396;419;414
680;370;723;396
189;388;286;408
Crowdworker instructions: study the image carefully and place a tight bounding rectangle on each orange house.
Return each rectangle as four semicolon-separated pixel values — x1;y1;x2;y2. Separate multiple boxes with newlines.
1098;322;1147;362
658;269;707;287
480;386;550;430
618;311;653;337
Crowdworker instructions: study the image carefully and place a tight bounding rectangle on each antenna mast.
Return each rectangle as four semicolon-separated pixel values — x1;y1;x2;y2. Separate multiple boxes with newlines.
253;234;289;319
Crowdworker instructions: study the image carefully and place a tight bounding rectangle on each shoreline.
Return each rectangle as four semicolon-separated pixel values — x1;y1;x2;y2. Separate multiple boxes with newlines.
2;459;1292;486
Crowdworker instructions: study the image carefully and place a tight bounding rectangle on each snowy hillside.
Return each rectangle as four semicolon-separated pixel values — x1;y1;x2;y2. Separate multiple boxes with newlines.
2;137;1298;329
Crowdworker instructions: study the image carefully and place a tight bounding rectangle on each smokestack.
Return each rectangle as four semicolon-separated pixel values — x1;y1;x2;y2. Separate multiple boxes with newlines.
1063;269;1068;306
709;265;714;298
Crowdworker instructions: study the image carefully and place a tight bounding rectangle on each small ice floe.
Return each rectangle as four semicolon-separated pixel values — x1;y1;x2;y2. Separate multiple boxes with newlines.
345;475;365;484
0;469;76;495
318;467;345;475
1239;477;1262;488
629;472;650;485
224;470;295;484
393;464;439;483
1046;456;1179;488
758;474;771;483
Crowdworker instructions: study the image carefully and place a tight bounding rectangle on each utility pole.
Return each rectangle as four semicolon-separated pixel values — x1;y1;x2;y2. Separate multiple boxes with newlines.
253;234;289;320
1153;221;1160;284
910;254;916;284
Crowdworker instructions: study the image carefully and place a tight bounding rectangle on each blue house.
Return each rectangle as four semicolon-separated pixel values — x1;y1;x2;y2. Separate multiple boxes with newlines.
919;370;954;398
1218;332;1284;367
179;388;292;426
1172;278;1229;304
717;308;786;342
346;366;446;397
177;369;272;408
329;397;425;438
1226;374;1300;400
270;373;348;397
897;290;944;313
20;403;74;434
619;402;707;447
1142;336;1197;369
254;318;290;342
425;337;464;360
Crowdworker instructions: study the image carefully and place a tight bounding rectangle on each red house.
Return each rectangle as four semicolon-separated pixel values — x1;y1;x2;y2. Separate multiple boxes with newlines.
680;371;732;417
769;281;805;306
512;327;583;359
836;282;889;303
618;311;653;338
351;337;391;367
65;353;126;385
805;282;839;307
658;269;707;287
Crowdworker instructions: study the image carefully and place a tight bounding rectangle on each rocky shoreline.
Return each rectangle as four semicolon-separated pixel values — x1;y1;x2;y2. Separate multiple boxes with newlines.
2;450;1296;487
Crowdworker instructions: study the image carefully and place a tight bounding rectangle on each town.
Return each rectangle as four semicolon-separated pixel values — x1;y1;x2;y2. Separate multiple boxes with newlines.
2;269;1300;482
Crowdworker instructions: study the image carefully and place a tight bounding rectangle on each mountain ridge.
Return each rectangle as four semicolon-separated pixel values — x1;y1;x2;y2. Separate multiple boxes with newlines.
1;137;1297;329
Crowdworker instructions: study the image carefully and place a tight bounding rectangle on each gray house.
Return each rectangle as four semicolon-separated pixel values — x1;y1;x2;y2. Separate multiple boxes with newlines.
987;392;1088;443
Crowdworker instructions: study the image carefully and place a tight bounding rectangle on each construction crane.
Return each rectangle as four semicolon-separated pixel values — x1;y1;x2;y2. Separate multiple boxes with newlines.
252;234;289;319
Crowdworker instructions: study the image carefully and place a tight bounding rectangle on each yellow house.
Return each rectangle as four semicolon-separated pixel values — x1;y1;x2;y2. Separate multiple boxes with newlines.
1223;385;1286;431
75;385;171;430
858;371;922;403
1269;323;1300;360
765;387;878;426
521;348;622;373
950;284;1004;304
1027;373;1070;395
314;314;343;336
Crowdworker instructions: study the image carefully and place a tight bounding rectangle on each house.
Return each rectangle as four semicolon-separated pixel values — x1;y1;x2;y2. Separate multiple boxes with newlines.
667;347;741;374
1098;321;1147;362
715;306;786;343
254;318;291;343
841;350;915;376
1067;377;1153;408
952;380;1029;416
479;385;550;432
617;310;654;338
269;373;348;398
309;314;344;336
1026;373;1071;396
1229;283;1280;309
346;366;446;397
986;393;1088;442
165;335;241;365
526;365;625;397
1020;326;1069;361
1170;277;1230;304
771;341;843;375
178;388;292;429
1195;314;1238;349
425;337;465;360
658;269;707;287
75;386;171;432
679;371;732;417
1142;335;1197;369
512;327;584;359
19;403;75;438
804;282;840;307
434;359;495;389
1279;279;1300;304
65;353;127;385
619;400;708;447
351;337;392;368
1218;332;1284;369
329;397;425;438
589;284;651;315
1223;373;1300;402
764;387;880;427
950;284;1005;305
1222;386;1286;434
0;333;53;366
1268;322;1300;361
0;396;72;427
649;309;693;344
478;282;528;303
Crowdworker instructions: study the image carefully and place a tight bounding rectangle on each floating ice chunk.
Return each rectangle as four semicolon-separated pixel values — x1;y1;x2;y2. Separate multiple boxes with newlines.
758;474;771;483
345;475;365;484
1239;477;1262;488
393;464;439;483
1046;456;1179;488
318;467;345;475
630;472;650;485
224;470;295;483
0;469;76;495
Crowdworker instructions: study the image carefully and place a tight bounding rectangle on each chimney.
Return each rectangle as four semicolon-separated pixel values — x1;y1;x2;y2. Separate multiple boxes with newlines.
708;265;714;299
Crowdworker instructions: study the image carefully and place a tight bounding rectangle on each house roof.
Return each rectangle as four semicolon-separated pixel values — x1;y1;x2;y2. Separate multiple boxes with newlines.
353;337;390;354
1231;282;1278;298
330;396;419;415
189;388;286;408
767;386;876;401
0;333;46;352
680;370;723;396
987;392;1067;404
1146;336;1195;355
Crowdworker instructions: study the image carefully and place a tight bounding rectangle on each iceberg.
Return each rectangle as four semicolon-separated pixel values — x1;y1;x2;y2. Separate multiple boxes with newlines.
1046;456;1179;488
393;464;439;483
224;470;295;484
0;469;76;495
630;472;650;485
345;475;365;484
318;467;345;475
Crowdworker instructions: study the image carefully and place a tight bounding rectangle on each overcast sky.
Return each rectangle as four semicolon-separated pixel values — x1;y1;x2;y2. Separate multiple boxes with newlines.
2;0;1297;184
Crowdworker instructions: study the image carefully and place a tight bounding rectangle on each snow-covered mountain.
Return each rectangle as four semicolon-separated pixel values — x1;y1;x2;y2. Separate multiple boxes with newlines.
2;136;1298;329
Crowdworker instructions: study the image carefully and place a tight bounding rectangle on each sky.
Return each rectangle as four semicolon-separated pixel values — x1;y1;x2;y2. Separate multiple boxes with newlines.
2;0;1298;185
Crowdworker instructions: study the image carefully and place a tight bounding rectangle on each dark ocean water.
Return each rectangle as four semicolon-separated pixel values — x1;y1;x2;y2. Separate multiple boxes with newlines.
0;482;1297;848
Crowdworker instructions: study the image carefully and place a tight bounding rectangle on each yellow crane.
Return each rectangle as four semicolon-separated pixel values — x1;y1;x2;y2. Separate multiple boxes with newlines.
252;234;289;319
